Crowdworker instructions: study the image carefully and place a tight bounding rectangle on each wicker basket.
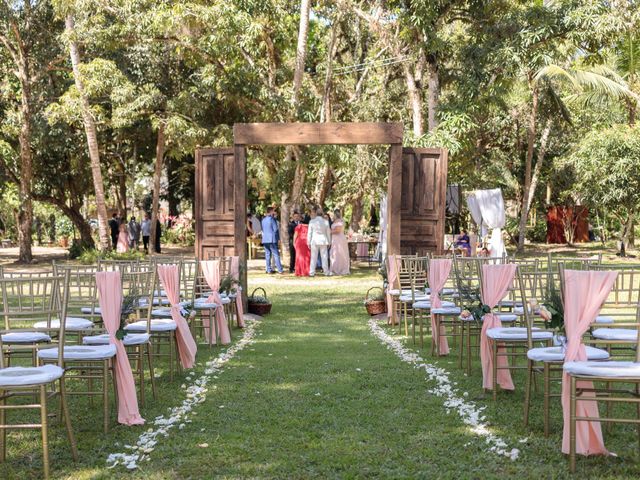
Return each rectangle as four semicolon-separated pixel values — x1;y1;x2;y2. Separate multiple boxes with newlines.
365;287;387;316
248;287;272;316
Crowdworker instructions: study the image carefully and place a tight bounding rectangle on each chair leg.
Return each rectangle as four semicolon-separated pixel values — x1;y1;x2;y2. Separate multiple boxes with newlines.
523;360;532;427
137;345;145;408
466;324;472;375
569;375;577;473
544;363;551;437
169;333;175;381
174;332;182;376
404;304;408;337
146;343;158;400
59;377;78;461
40;385;50;479
492;341;498;401
103;360;110;433
0;389;5;462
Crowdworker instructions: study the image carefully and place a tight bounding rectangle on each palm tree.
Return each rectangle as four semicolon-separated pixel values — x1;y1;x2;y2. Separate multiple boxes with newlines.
516;62;639;253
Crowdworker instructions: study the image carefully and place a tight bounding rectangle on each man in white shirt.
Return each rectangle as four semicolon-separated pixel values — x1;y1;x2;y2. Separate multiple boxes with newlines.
307;207;331;276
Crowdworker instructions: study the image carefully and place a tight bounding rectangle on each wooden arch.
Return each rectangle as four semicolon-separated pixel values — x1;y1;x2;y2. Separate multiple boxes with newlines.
195;122;447;285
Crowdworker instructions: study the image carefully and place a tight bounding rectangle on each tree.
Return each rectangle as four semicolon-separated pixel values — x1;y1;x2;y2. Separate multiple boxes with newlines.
572;124;640;255
61;11;111;250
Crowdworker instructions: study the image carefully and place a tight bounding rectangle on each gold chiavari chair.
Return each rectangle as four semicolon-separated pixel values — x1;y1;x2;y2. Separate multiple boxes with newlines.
0;271;77;479
218;256;237;335
395;255;429;339
124;265;181;380
52;263;100;339
98;258;140;274
524;266;611;436
384;254;415;329
0;274;69;366
563;271;640;472
81;269;158;406
484;264;555;400
190;259;231;346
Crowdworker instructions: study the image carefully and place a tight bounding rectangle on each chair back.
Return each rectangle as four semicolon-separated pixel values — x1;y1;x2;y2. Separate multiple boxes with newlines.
0;271;70;367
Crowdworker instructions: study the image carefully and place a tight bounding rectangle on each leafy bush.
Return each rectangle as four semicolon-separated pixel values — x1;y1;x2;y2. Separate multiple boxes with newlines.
77;248;145;264
162;216;195;246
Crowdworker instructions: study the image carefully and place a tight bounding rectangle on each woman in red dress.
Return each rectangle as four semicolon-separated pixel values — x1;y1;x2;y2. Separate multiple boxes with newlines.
294;223;310;276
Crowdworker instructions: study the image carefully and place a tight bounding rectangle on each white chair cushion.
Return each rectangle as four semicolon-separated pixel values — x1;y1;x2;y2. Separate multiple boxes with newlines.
192;301;218;310
496;313;518;323
38;344;116;361
401;294;430;303
592;328;638;341
0;365;64;387
82;333;150;346
221;297;231;305
139;298;170;307
431;306;462;315
34;317;93;331
412;300;455;309
81;306;101;315
387;289;413;296
497;300;521;308
594;315;615;324
1;332;51;344
564;361;640;378
487;327;553;341
527;346;610;362
125;319;177;332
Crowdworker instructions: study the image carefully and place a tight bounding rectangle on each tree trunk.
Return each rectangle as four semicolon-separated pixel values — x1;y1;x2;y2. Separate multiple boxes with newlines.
280;0;311;264
620;212;635;256
426;54;439;132
404;62;423;137
167;156;180;217
16;51;33;262
516;78;539;253
32;194;95;248
351;197;364;232
117;160;127;219
525;119;552;217
150;121;165;252
66;15;110;251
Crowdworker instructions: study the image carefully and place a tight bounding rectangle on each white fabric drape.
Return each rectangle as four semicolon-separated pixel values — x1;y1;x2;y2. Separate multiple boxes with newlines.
376;194;388;262
473;188;506;258
466;194;486;237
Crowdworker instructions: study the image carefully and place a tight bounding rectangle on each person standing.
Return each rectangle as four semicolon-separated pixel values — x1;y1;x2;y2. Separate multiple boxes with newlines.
330;209;350;275
109;213;119;249
261;206;283;274
307;207;331;276
141;213;151;254
116;223;130;253
128;216;141;250
288;211;301;273
154;218;162;253
294;221;310;276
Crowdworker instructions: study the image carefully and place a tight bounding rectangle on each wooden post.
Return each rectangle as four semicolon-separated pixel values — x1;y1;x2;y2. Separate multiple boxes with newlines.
387;143;403;256
234;145;248;305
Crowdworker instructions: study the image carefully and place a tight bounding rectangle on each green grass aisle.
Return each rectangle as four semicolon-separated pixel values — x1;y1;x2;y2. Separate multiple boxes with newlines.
1;267;638;479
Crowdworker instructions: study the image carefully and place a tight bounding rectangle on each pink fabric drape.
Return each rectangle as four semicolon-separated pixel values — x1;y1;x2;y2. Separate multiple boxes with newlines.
230;256;245;328
386;255;398;324
95;271;144;426
480;263;517;390
200;260;231;345
429;259;452;355
561;269;617;455
156;265;197;368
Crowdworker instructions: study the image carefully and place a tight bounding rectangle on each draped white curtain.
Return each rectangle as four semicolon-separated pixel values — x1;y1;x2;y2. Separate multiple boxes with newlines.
474;188;506;258
465;194;486;237
376;194;388;261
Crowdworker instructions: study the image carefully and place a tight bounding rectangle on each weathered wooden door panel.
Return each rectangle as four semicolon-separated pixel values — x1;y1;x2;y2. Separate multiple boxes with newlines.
195;148;246;262
400;148;447;255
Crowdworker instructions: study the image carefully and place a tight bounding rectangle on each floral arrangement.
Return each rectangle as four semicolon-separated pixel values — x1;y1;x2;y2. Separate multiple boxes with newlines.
116;291;139;340
364;289;385;304
458;285;491;321
248;293;269;304
539;282;564;334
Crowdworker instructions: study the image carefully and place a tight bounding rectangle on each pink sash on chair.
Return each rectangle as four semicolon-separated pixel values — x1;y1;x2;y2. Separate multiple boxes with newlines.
480;263;517;390
561;269;617;455
230;256;245;328
429;259;452;355
157;265;197;368
95;271;144;425
386;255;398;325
200;260;231;345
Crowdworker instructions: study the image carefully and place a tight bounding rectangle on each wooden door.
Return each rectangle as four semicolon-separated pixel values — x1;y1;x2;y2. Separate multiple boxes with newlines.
194;147;246;262
399;147;448;255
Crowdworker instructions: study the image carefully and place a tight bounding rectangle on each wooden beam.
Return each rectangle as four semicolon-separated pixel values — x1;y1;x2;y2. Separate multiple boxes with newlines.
387;144;403;256
233;122;403;145
233;145;248;303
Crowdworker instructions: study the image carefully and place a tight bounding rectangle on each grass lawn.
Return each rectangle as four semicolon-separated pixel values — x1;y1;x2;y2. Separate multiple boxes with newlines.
0;264;639;478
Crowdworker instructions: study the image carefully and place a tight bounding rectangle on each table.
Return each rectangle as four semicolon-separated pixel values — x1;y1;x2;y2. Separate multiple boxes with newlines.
348;240;379;266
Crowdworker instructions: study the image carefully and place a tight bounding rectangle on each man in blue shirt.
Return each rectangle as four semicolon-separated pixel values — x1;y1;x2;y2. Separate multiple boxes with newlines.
261;207;284;274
